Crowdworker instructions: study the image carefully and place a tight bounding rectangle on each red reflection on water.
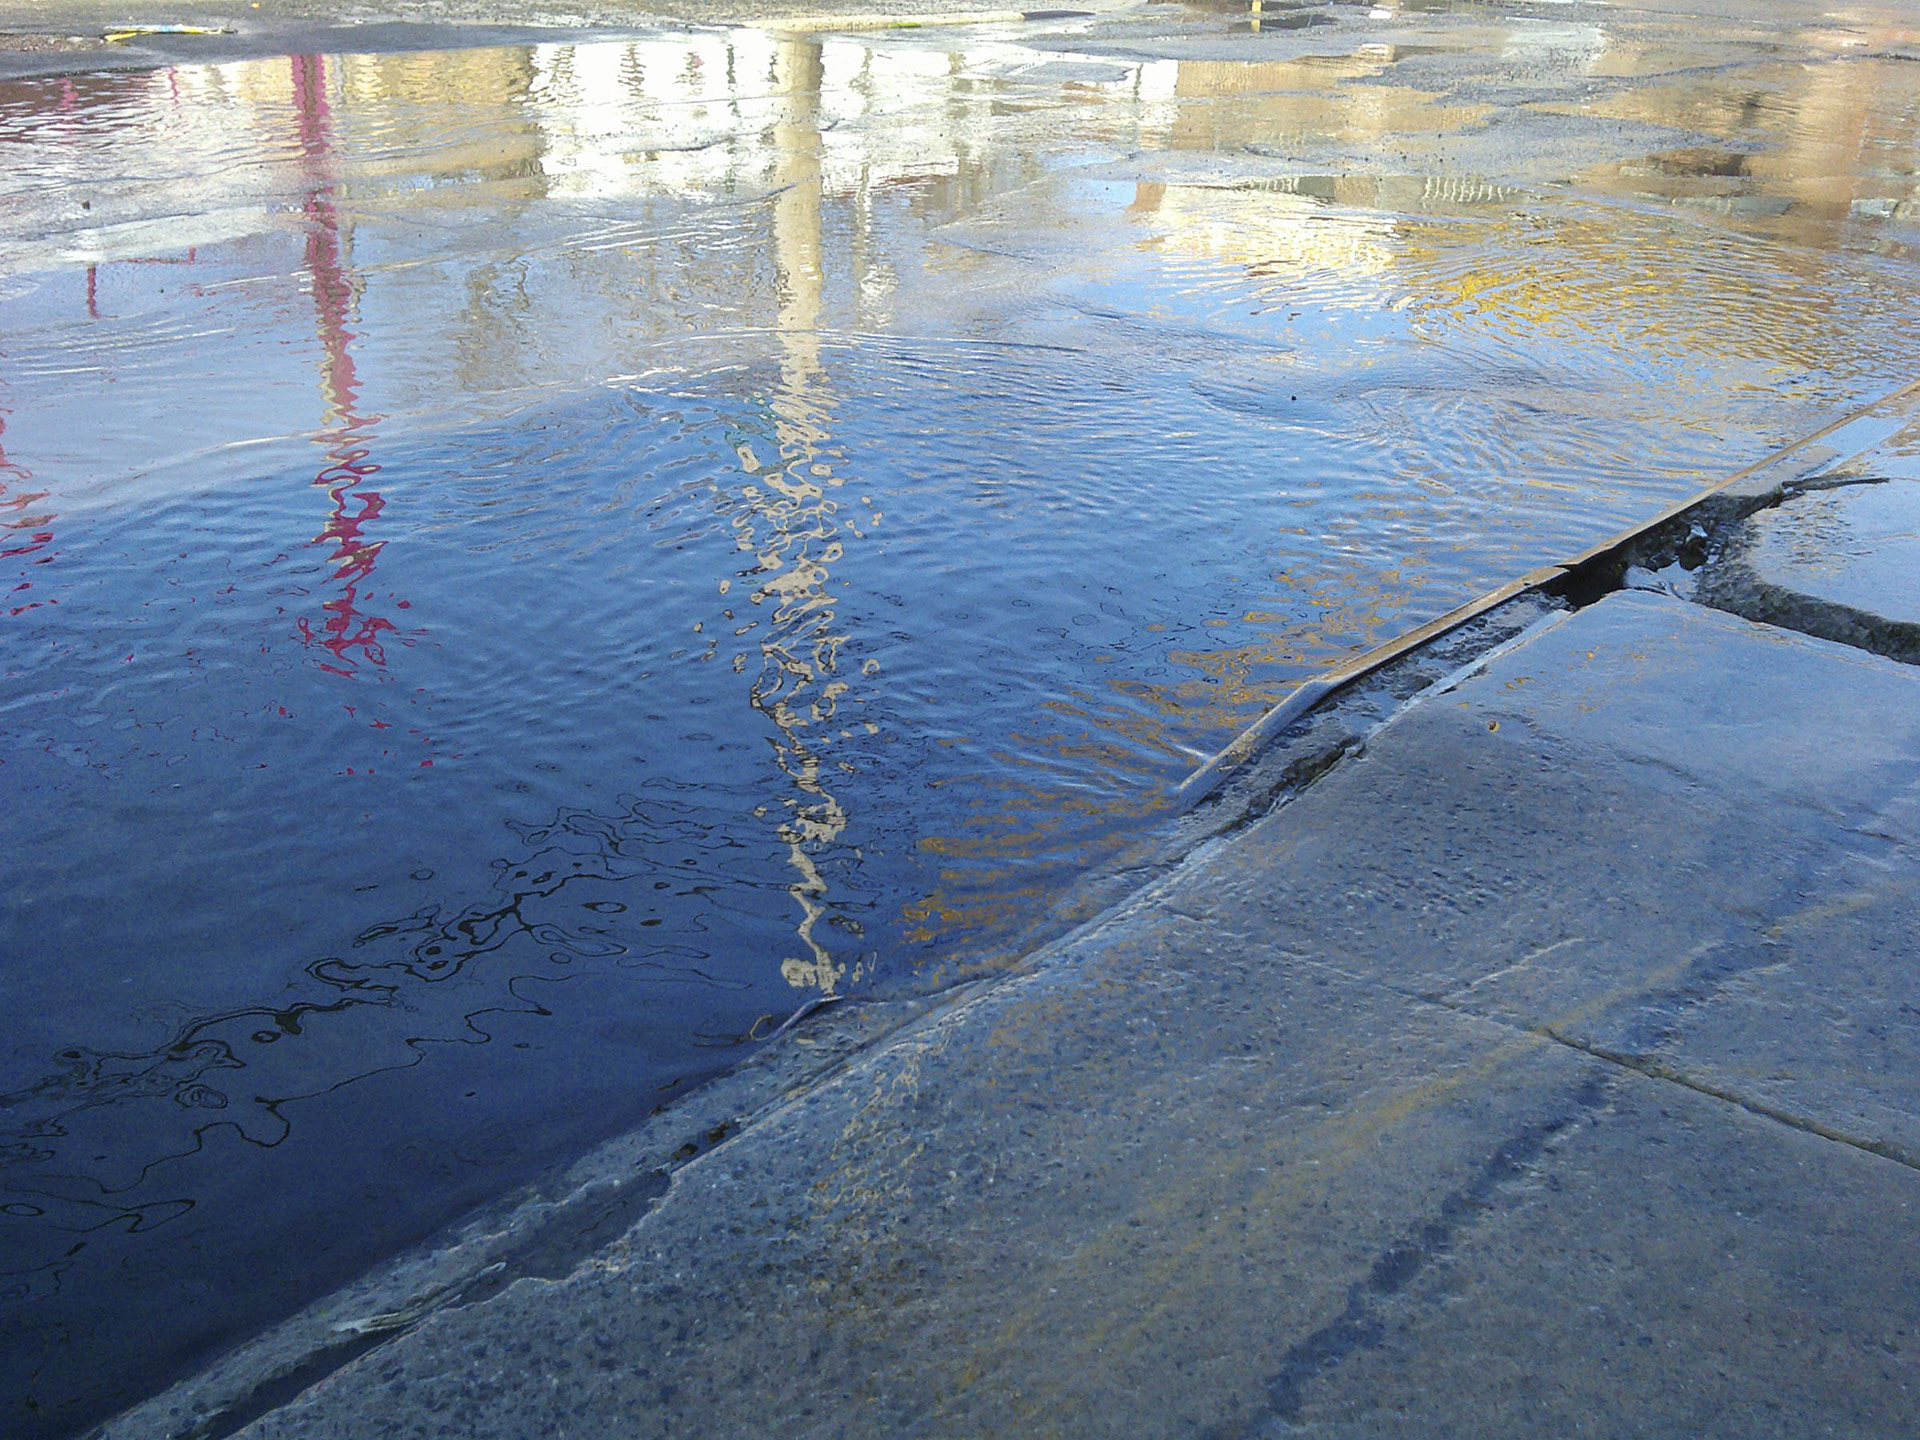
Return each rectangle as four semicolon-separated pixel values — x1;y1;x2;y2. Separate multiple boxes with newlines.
289;54;405;678
0;410;54;617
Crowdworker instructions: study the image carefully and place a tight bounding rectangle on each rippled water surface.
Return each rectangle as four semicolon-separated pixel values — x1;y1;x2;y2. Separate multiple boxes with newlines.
5;4;1920;1431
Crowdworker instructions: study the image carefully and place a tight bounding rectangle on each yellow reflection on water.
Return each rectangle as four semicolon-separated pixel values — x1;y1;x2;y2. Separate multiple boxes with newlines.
755;38;859;994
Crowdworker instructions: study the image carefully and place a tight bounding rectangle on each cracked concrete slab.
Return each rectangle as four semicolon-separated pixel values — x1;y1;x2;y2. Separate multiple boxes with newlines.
1649;810;1920;1170
1180;591;1920;1176
1702;467;1920;661
206;588;1920;1439
1270;1068;1920;1440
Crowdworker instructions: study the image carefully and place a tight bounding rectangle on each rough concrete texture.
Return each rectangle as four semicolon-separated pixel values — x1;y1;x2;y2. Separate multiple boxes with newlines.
213;588;1920;1440
1703;471;1920;663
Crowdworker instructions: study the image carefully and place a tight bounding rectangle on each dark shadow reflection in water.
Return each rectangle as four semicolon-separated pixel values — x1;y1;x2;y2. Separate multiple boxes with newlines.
0;783;792;1435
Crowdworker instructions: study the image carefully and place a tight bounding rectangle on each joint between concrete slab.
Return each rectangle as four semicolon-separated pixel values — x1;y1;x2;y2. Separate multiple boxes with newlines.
1532;1025;1920;1176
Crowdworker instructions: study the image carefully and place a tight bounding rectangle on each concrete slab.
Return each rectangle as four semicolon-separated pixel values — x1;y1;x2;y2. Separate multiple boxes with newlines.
1702;475;1920;661
1183;590;1920;1169
227;909;1615;1440
208;588;1920;1440
1273;1069;1920;1440
1654;799;1920;1169
1173;591;1920;1022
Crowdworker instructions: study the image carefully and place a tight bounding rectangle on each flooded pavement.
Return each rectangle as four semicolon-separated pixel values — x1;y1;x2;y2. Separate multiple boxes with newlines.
4;0;1920;1432
208;583;1920;1440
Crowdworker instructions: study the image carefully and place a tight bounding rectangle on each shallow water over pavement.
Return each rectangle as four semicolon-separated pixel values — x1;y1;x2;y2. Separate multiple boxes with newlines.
5;3;1920;1432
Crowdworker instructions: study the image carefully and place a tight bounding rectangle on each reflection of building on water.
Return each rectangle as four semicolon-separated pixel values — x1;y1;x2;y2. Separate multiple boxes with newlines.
1160;51;1496;153
416;20;1920;972
756;39;856;993
525;30;975;204
290;53;405;680
12;20;1920;1431
1573;17;1920;236
10;14;1918;306
467;29;1150;990
1;0;1917;1116
485;35;1173;984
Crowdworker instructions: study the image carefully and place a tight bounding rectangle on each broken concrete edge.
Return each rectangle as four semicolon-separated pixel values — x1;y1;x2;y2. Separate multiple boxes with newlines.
1693;472;1920;666
1176;564;1570;808
936;588;1578;985
1179;372;1920;808
1699;546;1920;665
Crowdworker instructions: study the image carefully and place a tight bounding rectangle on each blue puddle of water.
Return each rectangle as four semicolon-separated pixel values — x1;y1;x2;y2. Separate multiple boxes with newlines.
0;318;1737;1430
